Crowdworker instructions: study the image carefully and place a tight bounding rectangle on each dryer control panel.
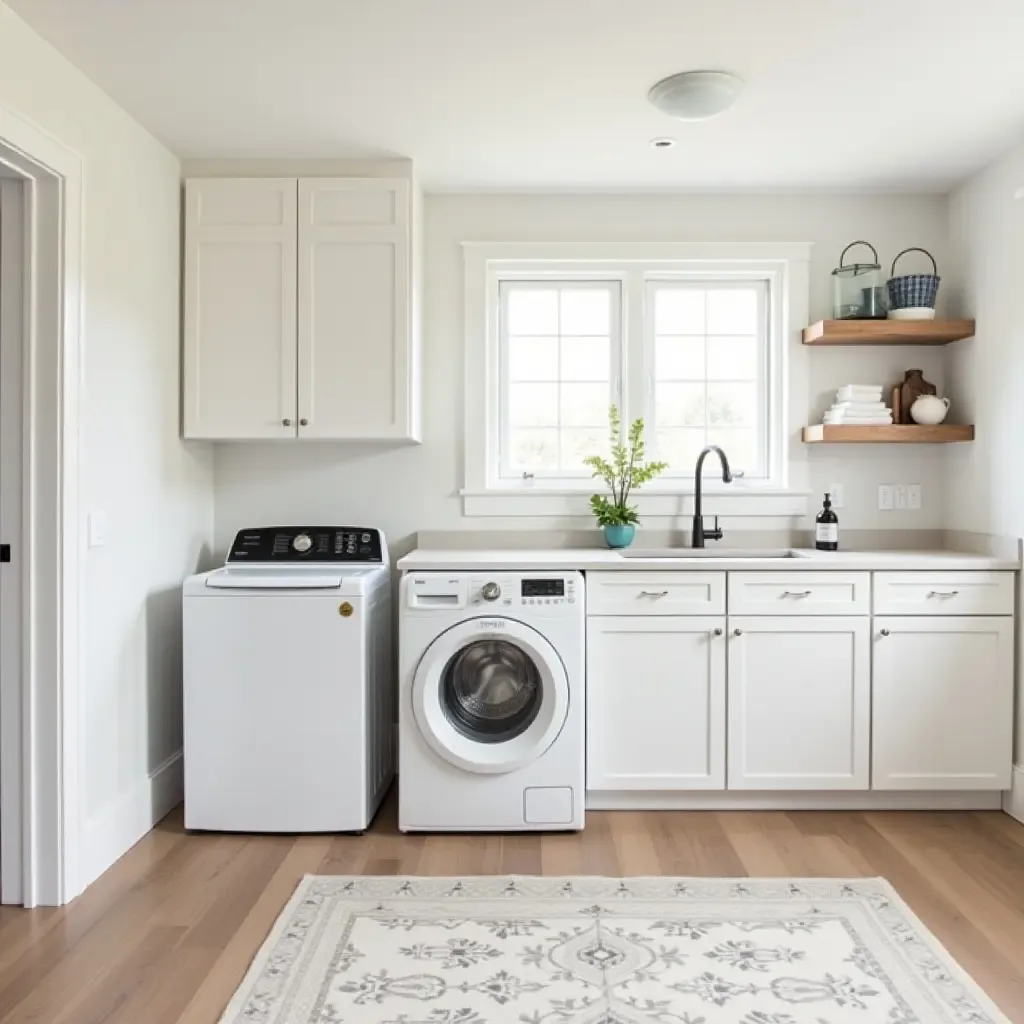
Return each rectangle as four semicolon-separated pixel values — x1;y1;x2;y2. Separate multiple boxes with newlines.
226;527;384;563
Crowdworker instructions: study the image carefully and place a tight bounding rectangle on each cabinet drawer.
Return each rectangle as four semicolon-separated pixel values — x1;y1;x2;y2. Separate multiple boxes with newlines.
587;572;725;615
728;572;870;615
873;572;1014;616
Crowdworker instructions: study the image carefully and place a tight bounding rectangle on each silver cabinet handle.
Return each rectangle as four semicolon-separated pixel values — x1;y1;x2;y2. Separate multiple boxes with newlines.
712;627;723;636
733;628;743;636
299;418;309;426
782;590;812;598
879;628;890;637
282;418;292;426
927;590;959;598
638;590;669;598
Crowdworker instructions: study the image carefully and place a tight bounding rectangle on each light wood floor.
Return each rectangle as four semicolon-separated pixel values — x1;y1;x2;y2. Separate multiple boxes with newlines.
2;791;1024;1022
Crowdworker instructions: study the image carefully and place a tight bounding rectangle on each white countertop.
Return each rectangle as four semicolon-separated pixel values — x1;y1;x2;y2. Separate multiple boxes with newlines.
398;547;1020;572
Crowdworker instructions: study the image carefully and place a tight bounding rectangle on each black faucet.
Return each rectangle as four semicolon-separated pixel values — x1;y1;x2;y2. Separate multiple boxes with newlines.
692;445;733;548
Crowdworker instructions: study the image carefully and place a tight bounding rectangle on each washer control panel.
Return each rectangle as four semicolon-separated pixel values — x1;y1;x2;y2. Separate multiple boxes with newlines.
227;526;384;563
468;574;580;610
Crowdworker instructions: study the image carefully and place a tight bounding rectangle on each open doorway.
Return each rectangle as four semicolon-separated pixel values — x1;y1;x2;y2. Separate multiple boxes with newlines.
0;173;25;904
0;102;84;907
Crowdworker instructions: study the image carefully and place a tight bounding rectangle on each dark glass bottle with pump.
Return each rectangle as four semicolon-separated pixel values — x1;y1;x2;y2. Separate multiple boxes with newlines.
815;493;839;551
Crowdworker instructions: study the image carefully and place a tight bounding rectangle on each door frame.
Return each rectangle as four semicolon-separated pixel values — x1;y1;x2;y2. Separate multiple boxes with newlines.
0;101;84;907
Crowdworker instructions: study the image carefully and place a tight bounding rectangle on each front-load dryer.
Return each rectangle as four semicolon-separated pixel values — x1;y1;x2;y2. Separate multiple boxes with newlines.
399;571;584;831
183;526;394;832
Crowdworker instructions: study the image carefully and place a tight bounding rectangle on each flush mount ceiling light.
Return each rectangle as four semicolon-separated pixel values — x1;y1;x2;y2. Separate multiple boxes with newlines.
648;70;744;121
650;137;676;149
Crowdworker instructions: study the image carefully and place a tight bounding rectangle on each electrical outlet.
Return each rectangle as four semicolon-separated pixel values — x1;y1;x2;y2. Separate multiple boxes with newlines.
878;485;894;511
907;484;922;510
88;510;106;547
828;483;844;509
894;484;908;510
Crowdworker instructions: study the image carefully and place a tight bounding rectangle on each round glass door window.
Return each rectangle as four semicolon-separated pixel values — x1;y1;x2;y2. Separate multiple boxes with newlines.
441;639;542;743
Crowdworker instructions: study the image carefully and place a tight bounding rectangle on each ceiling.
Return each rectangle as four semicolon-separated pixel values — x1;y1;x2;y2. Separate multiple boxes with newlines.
8;0;1024;192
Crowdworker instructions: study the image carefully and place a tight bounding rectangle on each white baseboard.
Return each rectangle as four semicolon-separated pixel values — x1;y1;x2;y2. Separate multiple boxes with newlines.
587;790;1004;812
1002;766;1024;824
79;751;183;889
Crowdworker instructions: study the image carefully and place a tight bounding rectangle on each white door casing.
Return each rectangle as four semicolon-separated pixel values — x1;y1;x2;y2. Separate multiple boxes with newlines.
727;616;871;790
586;616;726;791
297;178;412;439
183;178;298;439
411;618;569;774
872;616;1013;790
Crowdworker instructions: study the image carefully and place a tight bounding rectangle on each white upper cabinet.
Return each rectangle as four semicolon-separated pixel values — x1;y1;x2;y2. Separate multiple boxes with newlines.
872;616;1013;790
298;179;415;440
183;179;298;439
183;176;420;441
586;616;726;791
727;616;870;790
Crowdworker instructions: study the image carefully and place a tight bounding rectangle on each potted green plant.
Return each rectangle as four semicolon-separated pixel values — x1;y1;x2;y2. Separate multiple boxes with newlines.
583;406;667;549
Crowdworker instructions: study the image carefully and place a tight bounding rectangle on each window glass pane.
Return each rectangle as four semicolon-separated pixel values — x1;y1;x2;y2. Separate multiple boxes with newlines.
509;383;558;427
560;289;610;335
508;337;558;382
707;427;758;471
655;336;705;380
562;428;607;471
656;383;706;427
656;428;707;470
507;289;558;335
707;382;757;427
561;337;609;381
561;383;609;427
707;336;758;381
706;288;758;334
508;428;559;471
655;288;704;334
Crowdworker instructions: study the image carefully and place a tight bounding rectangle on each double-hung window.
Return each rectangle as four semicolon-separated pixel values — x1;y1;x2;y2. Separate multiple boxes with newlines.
464;244;808;516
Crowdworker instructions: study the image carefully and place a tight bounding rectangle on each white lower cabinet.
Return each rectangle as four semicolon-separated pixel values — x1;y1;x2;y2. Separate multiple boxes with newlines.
586;616;726;790
872;616;1013;790
727;617;871;790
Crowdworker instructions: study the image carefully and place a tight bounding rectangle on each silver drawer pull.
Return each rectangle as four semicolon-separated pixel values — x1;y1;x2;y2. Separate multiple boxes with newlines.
782;590;812;598
927;590;960;598
638;590;670;598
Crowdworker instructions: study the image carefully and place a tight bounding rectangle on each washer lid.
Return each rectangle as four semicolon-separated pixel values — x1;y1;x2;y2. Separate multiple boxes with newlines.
200;566;380;593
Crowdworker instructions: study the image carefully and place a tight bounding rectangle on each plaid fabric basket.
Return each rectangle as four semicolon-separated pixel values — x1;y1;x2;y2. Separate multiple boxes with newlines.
888;247;940;309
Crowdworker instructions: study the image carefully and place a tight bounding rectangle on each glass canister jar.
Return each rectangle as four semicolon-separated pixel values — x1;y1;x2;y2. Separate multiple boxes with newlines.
832;241;887;320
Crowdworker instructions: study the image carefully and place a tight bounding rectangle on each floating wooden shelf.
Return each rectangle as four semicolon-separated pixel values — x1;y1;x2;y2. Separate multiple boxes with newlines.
803;424;975;444
802;319;976;346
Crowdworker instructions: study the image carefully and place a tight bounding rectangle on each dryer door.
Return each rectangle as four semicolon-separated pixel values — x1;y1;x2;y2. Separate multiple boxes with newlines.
412;617;570;774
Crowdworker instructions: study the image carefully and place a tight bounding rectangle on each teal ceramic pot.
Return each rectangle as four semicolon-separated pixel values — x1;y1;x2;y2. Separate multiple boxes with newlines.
603;524;636;549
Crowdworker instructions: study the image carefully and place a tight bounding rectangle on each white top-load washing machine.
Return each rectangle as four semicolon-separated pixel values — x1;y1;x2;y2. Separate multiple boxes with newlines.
399;570;584;831
183;526;393;832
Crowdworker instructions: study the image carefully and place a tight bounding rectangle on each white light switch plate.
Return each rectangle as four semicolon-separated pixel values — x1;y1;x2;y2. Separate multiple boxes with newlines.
878;485;894;511
907;484;921;510
88;510;106;547
894;484;908;510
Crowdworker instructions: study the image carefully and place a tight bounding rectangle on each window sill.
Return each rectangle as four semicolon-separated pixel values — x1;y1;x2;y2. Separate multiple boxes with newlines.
461;486;810;519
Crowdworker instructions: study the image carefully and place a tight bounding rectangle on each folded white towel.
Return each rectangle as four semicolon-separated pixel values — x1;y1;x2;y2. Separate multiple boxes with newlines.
831;401;888;412
837;384;884;392
836;386;884;401
823;414;893;425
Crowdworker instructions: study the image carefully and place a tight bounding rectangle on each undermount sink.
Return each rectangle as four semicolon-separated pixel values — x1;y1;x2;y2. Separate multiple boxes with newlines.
618;548;806;559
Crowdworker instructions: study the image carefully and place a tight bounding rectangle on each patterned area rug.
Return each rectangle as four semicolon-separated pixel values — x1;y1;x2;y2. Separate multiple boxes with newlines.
220;875;1009;1023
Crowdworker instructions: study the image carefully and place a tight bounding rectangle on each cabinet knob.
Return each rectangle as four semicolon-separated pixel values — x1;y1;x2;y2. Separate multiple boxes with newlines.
282;418;292;427
712;627;723;636
299;418;309;426
733;628;743;637
879;628;890;637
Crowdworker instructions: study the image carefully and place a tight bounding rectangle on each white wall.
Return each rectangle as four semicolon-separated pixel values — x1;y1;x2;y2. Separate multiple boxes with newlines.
0;4;215;887
210;185;952;556
946;140;1024;771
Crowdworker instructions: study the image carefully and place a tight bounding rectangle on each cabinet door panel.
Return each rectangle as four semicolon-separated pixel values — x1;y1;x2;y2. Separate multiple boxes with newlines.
586;617;725;791
728;617;870;790
872;617;1013;790
298;179;412;439
183;179;297;439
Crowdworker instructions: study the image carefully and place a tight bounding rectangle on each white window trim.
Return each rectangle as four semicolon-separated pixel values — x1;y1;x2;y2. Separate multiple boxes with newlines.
462;242;812;519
